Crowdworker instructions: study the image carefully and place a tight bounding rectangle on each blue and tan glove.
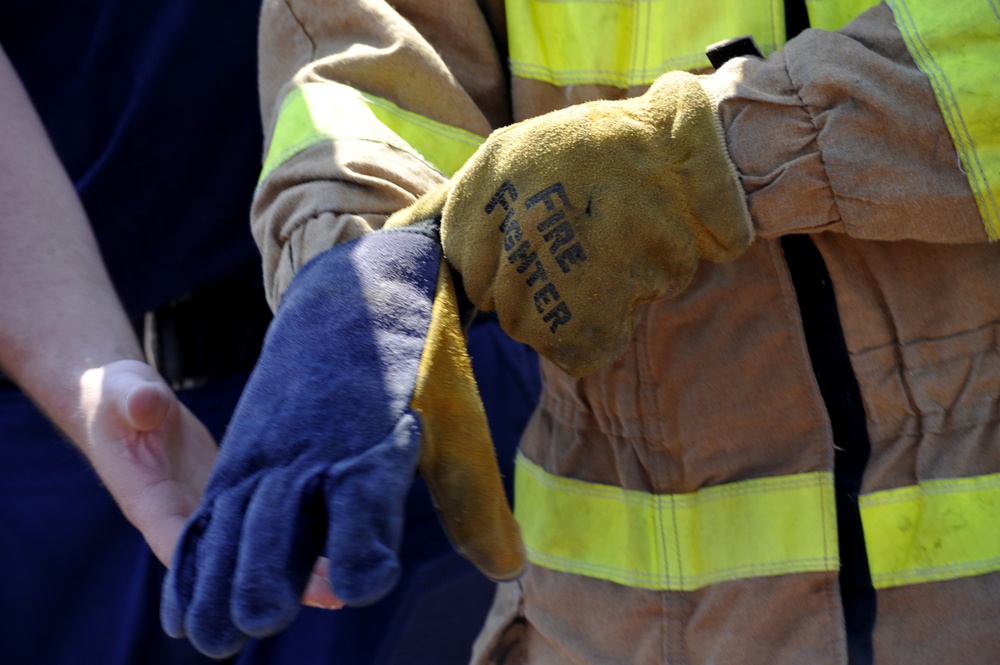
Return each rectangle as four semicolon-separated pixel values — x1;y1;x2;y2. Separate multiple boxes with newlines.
160;224;524;658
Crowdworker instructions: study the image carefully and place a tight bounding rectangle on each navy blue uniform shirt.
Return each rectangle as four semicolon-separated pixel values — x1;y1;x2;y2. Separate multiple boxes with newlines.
0;0;263;317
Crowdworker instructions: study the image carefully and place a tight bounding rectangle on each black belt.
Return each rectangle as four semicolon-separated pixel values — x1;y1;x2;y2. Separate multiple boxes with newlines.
136;264;273;391
0;265;273;393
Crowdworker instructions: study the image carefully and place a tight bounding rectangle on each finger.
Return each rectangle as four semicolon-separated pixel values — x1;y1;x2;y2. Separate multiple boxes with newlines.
124;379;172;432
302;558;343;609
87;359;171;432
231;469;326;636
324;413;422;606
183;484;255;659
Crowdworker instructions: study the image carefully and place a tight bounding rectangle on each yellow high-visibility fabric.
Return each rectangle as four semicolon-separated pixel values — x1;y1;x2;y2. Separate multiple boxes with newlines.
514;453;839;591
884;0;1000;239
260;82;485;183
860;473;1000;589
505;0;786;87
507;0;999;238
806;0;881;31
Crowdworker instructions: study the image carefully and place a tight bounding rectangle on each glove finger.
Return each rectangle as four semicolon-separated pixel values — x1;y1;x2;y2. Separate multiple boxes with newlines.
413;263;525;580
160;510;210;639
324;412;422;606
231;468;326;637
183;482;256;659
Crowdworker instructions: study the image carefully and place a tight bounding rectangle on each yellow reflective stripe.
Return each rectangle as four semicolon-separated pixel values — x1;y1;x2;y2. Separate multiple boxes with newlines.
260;82;485;182
860;473;1000;589
886;0;1000;239
805;0;881;31
506;0;786;87
514;453;839;591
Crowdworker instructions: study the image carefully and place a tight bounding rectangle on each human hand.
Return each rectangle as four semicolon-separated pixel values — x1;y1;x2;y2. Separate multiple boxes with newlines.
79;359;342;610
388;72;753;377
79;359;219;567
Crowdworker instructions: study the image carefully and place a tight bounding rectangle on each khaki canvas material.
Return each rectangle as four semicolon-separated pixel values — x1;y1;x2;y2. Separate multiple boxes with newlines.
478;238;847;664
253;1;1000;663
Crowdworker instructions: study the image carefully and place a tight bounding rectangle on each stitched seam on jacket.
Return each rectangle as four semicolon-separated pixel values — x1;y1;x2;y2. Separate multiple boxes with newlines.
887;0;1000;236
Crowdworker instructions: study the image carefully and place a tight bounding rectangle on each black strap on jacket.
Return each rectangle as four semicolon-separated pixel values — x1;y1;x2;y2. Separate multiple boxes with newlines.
780;4;877;663
707;4;877;662
781;236;876;665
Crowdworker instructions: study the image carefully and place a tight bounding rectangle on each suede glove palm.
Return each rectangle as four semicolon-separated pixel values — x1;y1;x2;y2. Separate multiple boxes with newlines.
388;71;753;377
161;225;523;658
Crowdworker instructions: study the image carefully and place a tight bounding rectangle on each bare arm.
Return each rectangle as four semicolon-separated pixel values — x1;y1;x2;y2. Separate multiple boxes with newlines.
0;49;340;609
0;45;144;420
0;45;217;566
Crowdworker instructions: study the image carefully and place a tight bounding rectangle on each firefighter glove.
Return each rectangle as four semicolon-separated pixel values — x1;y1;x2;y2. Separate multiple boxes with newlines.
388;71;752;377
160;225;524;658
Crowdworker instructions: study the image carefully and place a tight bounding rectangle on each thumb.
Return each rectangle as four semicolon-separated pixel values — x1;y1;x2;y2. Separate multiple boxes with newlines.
124;379;173;432
90;359;174;432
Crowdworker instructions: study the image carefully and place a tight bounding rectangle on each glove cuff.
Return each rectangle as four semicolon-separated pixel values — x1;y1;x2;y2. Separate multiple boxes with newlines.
644;71;755;263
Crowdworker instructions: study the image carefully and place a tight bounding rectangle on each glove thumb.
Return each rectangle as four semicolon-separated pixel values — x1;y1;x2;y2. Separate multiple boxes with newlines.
412;260;526;580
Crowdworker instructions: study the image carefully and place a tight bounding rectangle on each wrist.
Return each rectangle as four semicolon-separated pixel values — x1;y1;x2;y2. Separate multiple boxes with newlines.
11;340;145;451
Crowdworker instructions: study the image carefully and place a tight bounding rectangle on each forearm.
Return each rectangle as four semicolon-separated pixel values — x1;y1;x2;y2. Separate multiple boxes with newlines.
0;46;143;446
703;3;988;244
253;0;506;308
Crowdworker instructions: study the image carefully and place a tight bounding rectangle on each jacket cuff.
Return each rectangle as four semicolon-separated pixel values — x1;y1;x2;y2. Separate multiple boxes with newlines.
699;4;986;244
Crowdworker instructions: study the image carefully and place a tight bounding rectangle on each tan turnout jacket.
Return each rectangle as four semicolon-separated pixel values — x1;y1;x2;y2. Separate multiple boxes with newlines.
252;2;1000;663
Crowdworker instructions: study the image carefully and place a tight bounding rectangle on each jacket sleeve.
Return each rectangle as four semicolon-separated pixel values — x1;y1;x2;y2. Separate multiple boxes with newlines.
252;0;511;308
701;2;991;244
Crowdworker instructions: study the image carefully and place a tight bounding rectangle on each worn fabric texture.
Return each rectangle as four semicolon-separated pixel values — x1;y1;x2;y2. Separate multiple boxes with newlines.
708;8;1000;662
385;71;753;376
253;1;1000;663
162;228;522;658
705;6;985;243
